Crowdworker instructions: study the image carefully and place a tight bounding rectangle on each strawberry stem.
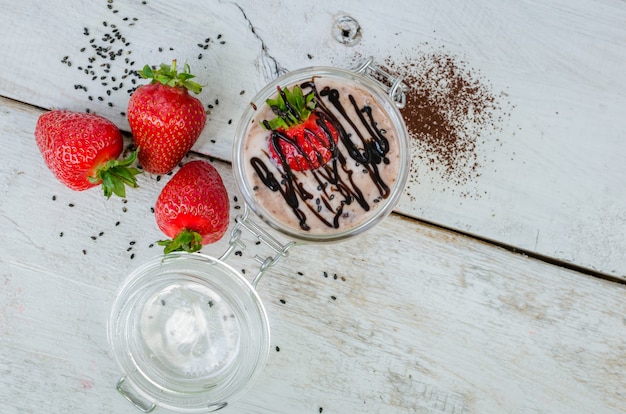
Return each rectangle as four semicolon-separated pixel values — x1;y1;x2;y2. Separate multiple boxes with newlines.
157;229;204;254
139;60;203;94
89;149;142;199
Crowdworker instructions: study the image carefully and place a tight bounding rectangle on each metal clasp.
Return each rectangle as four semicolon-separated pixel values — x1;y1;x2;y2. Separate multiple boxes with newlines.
353;57;408;109
219;205;295;287
116;376;156;413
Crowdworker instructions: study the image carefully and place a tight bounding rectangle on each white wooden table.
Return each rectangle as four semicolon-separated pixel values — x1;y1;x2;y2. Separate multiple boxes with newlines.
1;1;625;413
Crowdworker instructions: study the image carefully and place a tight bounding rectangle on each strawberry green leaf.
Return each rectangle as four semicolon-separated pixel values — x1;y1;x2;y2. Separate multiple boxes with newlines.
263;85;316;130
91;148;142;199
158;229;204;254
139;60;205;94
139;65;154;79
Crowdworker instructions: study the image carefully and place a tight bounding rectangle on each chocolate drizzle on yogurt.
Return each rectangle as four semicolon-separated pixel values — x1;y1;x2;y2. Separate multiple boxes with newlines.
249;80;396;232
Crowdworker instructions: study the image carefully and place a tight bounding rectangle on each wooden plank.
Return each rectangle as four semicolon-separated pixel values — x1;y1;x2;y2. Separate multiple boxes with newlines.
1;96;625;413
0;0;623;277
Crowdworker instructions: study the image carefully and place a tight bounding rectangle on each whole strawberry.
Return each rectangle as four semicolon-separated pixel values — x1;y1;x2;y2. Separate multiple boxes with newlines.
264;85;339;171
35;110;140;198
155;160;230;254
127;61;207;174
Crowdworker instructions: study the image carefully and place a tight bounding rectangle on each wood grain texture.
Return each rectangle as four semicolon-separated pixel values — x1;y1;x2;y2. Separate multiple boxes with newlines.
1;96;625;413
0;0;624;277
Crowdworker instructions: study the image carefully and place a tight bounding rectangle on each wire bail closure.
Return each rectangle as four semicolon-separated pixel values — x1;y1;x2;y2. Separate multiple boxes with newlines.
219;205;296;287
353;57;408;109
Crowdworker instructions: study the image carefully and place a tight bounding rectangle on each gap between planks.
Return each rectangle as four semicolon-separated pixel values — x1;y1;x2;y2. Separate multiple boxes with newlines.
391;211;626;286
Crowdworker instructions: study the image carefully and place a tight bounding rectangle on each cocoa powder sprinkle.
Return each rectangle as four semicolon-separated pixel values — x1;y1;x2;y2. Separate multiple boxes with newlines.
385;48;510;193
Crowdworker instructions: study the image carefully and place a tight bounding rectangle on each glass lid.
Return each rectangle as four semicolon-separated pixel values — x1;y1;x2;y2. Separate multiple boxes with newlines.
108;252;270;413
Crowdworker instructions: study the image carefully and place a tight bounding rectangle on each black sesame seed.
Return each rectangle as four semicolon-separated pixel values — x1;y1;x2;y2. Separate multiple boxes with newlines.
68;203;75;207
52;195;56;201
279;299;286;304
130;253;135;259
323;271;328;278
122;207;127;212
59;232;64;237
161;299;166;306
115;221;121;226
91;236;97;240
275;346;280;352
331;295;337;301
129;241;136;245
82;249;87;255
